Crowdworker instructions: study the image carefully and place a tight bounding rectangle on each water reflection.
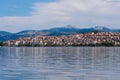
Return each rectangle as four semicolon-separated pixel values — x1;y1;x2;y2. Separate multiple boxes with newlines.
0;47;120;80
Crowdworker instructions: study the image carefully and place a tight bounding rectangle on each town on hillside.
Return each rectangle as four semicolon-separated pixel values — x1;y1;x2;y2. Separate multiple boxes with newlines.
2;32;120;46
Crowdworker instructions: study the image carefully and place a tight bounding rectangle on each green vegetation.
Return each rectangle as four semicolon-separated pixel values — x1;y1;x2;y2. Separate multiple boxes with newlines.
17;43;32;47
0;42;4;46
101;42;114;46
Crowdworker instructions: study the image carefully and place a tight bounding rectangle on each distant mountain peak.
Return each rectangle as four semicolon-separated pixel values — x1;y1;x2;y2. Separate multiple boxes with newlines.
93;26;109;30
64;25;77;29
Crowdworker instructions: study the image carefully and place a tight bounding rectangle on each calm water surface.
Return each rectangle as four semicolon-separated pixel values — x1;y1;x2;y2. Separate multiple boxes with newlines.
0;47;120;80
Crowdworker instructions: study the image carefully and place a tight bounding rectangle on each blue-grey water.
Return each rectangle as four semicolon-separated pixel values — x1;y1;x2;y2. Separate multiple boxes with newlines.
0;47;120;80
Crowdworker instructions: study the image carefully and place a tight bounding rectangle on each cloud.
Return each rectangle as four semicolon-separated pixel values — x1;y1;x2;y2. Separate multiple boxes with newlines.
0;0;120;32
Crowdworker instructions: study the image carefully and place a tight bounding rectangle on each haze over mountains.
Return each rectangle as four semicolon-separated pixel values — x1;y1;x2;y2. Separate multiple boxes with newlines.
0;25;120;41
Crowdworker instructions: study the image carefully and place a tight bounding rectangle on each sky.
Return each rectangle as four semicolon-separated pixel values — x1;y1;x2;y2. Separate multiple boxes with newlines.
0;0;120;32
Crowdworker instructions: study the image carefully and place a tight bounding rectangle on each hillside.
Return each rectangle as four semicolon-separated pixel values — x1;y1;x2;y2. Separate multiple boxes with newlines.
0;26;120;41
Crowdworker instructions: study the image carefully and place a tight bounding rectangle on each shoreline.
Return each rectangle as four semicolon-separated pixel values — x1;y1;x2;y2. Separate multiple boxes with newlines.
0;45;120;47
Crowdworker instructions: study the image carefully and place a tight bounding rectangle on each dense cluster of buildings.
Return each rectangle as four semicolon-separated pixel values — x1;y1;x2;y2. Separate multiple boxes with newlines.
6;32;120;46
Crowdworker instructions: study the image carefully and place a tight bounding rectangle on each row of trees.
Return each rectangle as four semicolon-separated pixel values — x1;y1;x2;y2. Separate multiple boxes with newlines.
16;42;119;47
0;41;119;47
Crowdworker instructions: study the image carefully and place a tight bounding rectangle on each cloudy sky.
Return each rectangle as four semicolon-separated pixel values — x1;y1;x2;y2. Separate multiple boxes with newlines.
0;0;120;32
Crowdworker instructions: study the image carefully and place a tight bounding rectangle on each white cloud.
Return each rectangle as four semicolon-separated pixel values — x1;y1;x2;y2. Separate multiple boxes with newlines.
0;0;120;32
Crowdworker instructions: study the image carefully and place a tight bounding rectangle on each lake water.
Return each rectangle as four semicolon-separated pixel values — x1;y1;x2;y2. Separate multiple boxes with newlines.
0;47;120;80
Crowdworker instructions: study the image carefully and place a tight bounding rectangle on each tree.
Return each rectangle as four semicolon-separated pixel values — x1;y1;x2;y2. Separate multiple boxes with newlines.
0;42;4;46
101;42;114;46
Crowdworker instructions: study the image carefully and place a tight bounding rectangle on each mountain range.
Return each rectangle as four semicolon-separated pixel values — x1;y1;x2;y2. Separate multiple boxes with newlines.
0;26;120;41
